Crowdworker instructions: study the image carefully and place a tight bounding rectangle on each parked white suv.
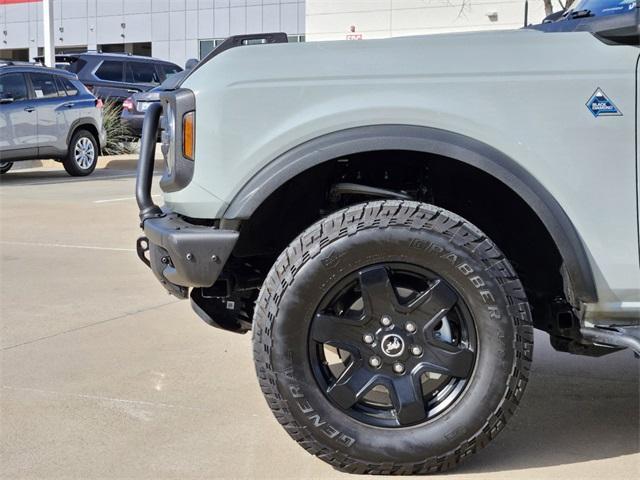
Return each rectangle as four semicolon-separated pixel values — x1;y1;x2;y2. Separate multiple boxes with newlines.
134;8;639;474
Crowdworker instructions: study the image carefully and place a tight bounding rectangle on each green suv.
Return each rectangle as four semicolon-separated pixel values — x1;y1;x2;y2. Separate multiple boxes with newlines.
135;13;639;474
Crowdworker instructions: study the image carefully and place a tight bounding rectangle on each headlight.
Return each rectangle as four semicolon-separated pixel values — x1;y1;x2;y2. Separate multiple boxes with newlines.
162;103;176;175
157;89;196;193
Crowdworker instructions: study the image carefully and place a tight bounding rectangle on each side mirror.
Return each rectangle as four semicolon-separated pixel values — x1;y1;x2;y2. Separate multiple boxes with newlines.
0;96;15;104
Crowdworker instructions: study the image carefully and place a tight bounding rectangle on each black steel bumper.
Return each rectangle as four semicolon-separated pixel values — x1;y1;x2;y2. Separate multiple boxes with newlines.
135;102;238;299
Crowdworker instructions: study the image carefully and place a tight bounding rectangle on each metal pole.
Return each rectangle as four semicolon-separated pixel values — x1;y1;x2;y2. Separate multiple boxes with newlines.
42;0;55;67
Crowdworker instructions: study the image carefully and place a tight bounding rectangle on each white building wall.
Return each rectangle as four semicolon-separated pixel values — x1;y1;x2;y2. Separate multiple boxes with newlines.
305;0;548;41
0;0;305;67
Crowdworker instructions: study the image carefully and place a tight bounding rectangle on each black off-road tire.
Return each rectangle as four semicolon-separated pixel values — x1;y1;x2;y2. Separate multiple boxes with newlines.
63;129;98;177
0;162;13;174
252;201;533;474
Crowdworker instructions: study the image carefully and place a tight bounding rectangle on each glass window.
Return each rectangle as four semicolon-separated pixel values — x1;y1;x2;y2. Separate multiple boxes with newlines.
65;58;87;74
95;61;124;82
0;73;29;102
126;62;160;84
29;72;60;99
157;64;182;82
54;77;68;96
59;77;79;96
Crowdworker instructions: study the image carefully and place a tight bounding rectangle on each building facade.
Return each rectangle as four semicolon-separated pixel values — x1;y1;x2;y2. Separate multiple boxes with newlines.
1;1;548;66
0;0;305;67
306;1;547;41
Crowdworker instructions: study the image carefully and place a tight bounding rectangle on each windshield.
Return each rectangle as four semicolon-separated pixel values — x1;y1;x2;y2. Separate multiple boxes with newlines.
570;0;638;16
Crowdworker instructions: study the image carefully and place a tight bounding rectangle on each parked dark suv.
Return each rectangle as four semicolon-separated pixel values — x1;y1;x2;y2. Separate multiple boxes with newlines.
0;62;106;176
121;60;196;137
37;53;182;102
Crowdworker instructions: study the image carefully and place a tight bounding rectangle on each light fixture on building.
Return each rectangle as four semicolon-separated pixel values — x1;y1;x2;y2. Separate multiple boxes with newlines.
486;11;499;22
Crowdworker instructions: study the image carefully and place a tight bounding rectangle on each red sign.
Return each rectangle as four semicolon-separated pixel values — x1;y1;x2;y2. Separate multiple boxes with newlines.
0;0;41;4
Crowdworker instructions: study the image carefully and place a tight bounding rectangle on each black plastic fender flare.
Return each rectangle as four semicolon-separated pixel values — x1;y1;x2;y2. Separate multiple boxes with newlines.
222;124;598;304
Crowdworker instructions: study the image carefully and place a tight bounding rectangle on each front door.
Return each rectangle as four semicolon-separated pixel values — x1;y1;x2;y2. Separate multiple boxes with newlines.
0;72;37;160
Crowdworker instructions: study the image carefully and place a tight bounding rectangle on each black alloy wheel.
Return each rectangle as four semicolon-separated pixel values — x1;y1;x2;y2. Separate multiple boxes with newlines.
309;263;477;427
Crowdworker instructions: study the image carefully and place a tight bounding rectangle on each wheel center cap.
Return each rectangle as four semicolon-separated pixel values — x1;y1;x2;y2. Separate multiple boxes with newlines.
381;333;405;358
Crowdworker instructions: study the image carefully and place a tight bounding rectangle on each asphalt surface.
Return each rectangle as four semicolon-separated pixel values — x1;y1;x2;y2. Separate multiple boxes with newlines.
1;165;639;479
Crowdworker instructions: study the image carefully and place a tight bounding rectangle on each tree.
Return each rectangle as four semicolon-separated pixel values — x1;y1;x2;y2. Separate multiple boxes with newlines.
543;0;578;16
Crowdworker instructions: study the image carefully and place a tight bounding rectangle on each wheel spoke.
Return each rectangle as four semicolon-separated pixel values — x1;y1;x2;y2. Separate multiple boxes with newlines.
311;313;366;350
327;362;377;409
359;266;400;318
406;279;458;324
422;341;474;378
390;374;427;425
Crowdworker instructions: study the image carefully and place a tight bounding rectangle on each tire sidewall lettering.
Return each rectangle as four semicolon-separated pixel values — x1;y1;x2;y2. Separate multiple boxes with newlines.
269;223;520;461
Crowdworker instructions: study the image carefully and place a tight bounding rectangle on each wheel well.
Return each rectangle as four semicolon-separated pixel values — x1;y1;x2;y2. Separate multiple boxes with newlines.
69;123;101;156
230;150;567;330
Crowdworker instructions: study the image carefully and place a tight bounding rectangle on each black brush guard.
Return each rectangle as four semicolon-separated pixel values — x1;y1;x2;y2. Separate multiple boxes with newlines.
135;102;238;299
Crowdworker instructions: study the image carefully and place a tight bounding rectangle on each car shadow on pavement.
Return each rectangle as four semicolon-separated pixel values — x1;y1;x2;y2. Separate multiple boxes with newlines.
458;331;639;473
0;168;135;186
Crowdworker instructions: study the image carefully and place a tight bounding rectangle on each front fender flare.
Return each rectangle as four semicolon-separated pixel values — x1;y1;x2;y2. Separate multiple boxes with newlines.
223;125;597;304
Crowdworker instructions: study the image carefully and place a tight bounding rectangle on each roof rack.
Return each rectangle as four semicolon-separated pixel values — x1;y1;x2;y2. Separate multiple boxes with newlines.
0;60;39;66
197;32;288;69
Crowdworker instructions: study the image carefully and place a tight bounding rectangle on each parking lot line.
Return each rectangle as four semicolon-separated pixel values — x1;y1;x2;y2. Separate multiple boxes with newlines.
0;172;136;187
93;194;160;204
0;240;135;253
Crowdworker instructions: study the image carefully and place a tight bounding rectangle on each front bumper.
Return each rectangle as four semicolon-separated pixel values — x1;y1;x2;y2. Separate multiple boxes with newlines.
136;214;238;298
135;102;238;298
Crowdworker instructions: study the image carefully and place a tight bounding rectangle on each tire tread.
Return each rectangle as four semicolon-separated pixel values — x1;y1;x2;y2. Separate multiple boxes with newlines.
252;200;533;474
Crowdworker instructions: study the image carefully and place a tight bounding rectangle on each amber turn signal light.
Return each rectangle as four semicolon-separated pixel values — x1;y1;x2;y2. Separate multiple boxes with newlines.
183;111;195;160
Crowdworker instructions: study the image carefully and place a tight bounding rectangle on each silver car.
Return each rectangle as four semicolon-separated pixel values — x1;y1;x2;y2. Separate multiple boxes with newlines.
0;62;106;176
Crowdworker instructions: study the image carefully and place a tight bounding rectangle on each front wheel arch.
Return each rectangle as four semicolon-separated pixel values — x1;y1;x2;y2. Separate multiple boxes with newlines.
224;125;597;305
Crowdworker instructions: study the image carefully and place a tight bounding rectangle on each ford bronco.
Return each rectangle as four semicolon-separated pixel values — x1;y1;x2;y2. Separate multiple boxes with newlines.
135;3;640;474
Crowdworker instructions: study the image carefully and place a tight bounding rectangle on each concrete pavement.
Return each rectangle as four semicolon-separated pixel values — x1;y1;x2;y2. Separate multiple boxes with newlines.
1;164;638;479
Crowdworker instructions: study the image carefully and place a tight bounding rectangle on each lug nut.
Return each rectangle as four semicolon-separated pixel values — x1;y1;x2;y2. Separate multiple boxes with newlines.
363;333;374;344
392;362;405;374
411;345;423;356
405;322;417;333
369;356;382;368
380;316;392;327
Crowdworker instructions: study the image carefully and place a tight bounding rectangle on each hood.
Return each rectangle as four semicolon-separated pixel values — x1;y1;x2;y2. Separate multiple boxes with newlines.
182;28;621;95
